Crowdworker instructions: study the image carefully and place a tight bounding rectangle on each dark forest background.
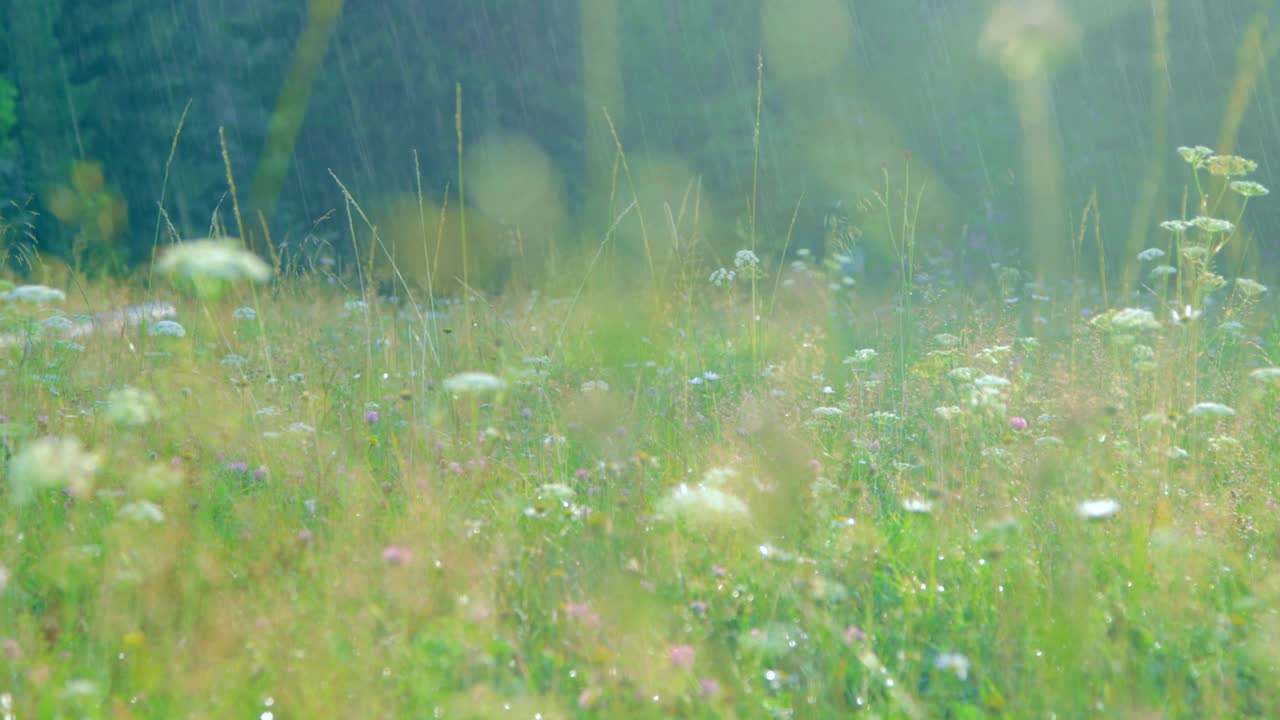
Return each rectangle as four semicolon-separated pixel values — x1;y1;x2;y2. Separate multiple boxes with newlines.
1;0;1278;288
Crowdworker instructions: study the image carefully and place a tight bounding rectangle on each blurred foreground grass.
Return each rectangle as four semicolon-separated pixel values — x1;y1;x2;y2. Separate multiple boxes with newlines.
2;169;1280;718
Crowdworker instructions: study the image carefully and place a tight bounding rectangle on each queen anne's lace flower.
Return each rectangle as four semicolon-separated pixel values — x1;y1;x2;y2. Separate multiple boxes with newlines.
1;285;66;304
7;435;101;505
156;238;271;283
443;372;506;394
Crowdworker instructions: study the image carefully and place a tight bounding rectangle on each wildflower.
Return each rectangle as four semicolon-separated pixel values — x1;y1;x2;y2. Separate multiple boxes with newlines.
1109;308;1162;331
709;267;735;287
62;680;100;700
1209;435;1242;454
702;467;737;487
104;386;162;426
1235;278;1267;298
1229;180;1269;197
1159;220;1192;233
1205;154;1257;177
934;652;971;681
7;435;101;505
934;333;961;348
1178;245;1208;262
1200;272;1227;293
982;446;1011;462
699;678;721;698
973;374;1009;388
220;353;247;367
442;372;506;394
902;498;933;514
538;483;575;502
947;366;977;382
1009;416;1028;431
1131;344;1157;372
1190;216;1234;234
970;386;1007;415
812;406;843;417
117;501;165;524
232;306;257;321
978;345;1012;364
1248;367;1280;385
40;316;74;334
667;644;696;670
381;546;412;565
1188;402;1235;418
577;687;602;709
843;625;867;644
364;410;379;425
935;405;962;420
580;379;609;393
1176;145;1213;167
1137;247;1165;262
155;238;271;284
658;482;750;528
564;602;601;627
0;285;65;304
734;249;761;272
1077;498;1120;520
845;348;878;364
147;320;186;337
1149;265;1177;277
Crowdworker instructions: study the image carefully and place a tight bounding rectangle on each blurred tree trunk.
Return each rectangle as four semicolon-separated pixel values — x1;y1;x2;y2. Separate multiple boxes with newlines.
580;0;623;239
249;0;345;248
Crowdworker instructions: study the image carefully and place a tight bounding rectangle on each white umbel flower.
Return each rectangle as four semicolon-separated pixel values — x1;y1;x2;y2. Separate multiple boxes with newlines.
155;238;271;284
443;371;507;394
658;482;750;528
1188;402;1235;418
7;435;101;506
1;285;66;304
1077;498;1120;520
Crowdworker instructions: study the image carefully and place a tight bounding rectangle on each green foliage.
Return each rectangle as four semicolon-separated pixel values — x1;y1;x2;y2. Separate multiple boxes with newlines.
0;75;16;154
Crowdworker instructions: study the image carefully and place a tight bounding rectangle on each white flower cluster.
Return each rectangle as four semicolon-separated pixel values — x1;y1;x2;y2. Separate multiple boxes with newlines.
657;466;750;529
156;238;272;284
969;374;1009;415
1;285;66;304
7;435;101;506
443;371;507;394
105;386;163;426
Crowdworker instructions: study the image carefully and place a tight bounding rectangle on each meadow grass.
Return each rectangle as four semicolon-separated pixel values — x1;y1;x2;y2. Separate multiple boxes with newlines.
1;156;1279;720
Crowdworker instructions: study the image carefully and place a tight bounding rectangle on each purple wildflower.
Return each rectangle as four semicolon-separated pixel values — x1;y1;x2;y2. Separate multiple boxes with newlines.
667;644;696;670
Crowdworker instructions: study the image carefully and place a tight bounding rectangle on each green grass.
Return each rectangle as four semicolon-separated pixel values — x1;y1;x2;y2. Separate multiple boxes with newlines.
2;156;1279;718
